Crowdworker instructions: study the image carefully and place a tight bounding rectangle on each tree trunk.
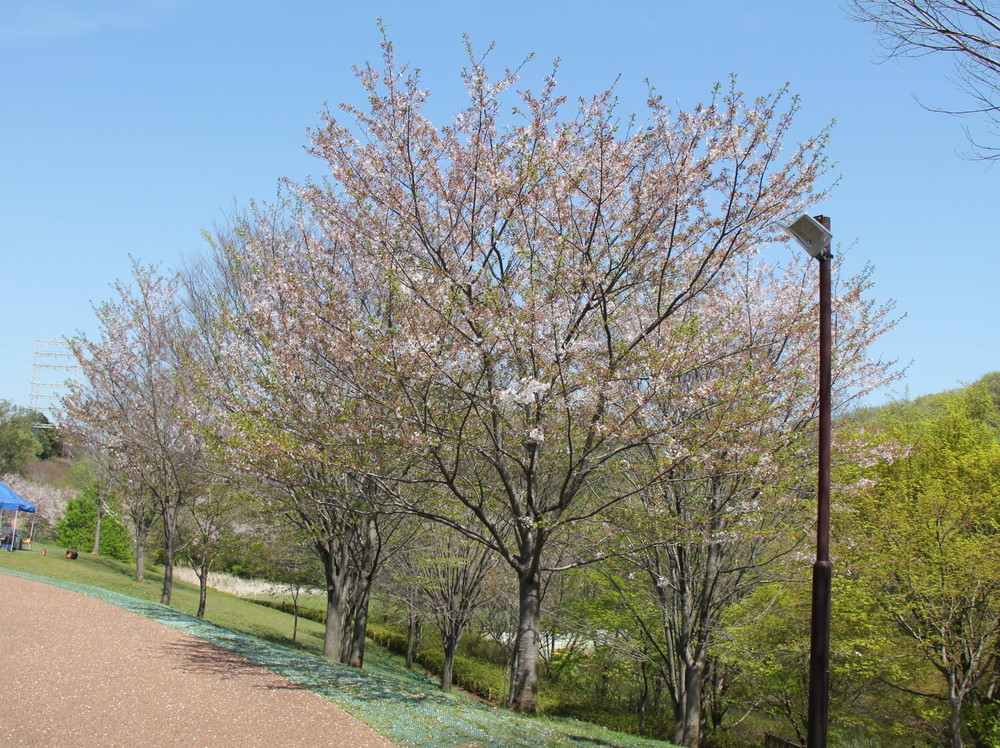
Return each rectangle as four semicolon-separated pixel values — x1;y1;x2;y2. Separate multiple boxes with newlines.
949;684;965;748
196;557;209;618
345;519;381;668
406;612;421;669
159;499;182;606
318;540;349;661
130;512;153;582
508;572;542;713
679;660;704;747
91;498;103;555
441;633;460;692
323;586;346;661
637;662;650;737
347;589;370;668
160;531;174;605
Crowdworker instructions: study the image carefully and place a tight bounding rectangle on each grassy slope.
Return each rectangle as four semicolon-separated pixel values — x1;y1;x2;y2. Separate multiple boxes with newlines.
0;545;675;748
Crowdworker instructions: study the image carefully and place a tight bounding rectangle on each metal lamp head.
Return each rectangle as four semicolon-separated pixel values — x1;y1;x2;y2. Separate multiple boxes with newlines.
777;214;832;258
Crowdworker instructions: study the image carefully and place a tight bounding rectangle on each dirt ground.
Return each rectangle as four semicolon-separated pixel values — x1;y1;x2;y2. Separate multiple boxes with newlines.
0;574;396;747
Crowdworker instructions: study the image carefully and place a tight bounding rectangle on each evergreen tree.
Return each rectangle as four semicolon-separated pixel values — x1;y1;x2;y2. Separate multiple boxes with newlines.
56;488;132;562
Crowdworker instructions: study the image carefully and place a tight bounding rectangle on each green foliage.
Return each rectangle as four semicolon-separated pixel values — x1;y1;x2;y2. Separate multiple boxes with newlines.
27;412;62;460
966;701;1000;748
839;381;1000;744
0;400;43;475
365;619;510;703
56;490;132;562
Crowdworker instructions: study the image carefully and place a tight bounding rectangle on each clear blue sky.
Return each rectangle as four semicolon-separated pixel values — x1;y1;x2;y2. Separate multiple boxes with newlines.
2;0;996;415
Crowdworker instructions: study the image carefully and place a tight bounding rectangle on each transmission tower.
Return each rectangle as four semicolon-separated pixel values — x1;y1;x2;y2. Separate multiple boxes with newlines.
29;339;81;427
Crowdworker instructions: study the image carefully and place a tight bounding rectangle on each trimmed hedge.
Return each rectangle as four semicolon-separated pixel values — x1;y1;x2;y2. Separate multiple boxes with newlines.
242;597;327;624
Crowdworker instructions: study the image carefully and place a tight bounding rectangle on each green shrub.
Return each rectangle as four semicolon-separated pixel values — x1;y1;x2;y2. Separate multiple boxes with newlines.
366;620;509;703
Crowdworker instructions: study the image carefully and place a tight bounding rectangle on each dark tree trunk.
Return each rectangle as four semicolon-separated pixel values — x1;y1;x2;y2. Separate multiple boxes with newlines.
134;540;145;582
441;633;460;692
291;584;301;643
159;497;183;606
323;579;346;661
347;589;370;668
637;661;650;737
160;533;174;605
196;556;209;618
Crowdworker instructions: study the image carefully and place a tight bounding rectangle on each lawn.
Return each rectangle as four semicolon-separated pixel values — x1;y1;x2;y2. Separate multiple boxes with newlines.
0;546;675;748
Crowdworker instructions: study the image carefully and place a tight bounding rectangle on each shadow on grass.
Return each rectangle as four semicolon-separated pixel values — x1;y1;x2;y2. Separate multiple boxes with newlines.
162;638;306;690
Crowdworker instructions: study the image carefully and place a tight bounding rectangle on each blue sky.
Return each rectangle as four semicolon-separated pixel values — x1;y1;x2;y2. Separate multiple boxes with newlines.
1;0;996;415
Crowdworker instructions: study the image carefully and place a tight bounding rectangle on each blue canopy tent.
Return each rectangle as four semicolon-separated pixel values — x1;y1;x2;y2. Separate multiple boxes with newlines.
0;482;36;550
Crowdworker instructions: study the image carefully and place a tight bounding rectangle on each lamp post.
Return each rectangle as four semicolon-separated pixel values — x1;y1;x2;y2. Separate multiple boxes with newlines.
778;213;833;748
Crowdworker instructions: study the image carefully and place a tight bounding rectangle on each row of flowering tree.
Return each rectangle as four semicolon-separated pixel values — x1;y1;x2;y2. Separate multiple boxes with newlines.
63;264;206;603
200;40;898;723
62;38;899;741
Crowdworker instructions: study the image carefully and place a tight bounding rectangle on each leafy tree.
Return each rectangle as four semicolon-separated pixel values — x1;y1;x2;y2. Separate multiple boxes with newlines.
177;481;245;618
393;521;502;691
583;250;897;745
267;538;323;643
0;400;42;475
182;216;404;668
55;488;132;561
842;386;1000;748
27;412;62;460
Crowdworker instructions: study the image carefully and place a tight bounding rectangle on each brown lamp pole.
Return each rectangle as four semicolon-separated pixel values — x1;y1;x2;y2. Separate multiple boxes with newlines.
777;213;834;748
807;214;832;748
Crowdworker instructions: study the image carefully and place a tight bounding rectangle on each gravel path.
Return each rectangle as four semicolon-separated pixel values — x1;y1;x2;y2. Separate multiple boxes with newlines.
0;574;396;748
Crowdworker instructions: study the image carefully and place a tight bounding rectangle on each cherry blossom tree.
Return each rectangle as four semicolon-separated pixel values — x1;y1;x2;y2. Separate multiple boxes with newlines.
182;227;402;666
179;481;245;618
583;252;898;745
241;34;854;714
0;473;75;540
64;261;206;603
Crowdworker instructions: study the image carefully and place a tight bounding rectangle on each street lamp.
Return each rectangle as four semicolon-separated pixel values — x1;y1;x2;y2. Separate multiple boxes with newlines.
779;213;833;748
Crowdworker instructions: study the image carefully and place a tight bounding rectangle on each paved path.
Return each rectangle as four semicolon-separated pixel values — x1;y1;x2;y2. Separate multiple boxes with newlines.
0;574;396;747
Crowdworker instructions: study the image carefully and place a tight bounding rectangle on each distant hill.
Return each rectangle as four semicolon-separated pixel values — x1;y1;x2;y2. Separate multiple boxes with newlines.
848;371;1000;426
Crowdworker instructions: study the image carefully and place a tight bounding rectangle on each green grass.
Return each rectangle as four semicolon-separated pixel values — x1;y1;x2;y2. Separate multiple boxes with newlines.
0;543;331;651
0;546;676;748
